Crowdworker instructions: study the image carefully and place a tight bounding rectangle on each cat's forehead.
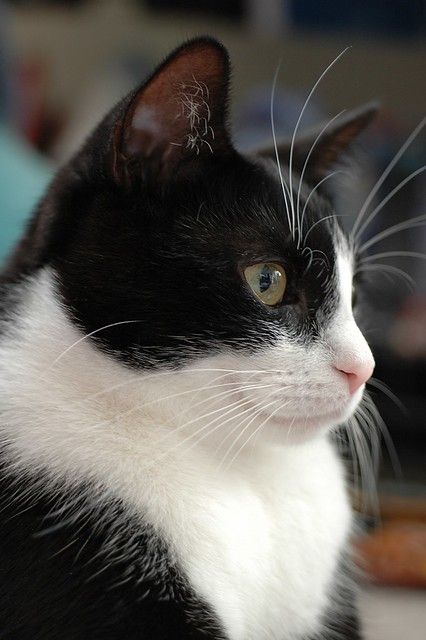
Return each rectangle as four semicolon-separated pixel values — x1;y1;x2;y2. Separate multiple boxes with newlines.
172;154;344;260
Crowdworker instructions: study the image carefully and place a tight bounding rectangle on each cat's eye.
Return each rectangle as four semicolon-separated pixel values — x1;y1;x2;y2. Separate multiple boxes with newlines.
244;262;287;307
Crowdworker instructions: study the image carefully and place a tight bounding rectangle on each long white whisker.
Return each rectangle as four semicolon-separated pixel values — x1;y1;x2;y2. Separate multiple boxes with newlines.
85;372;235;409
87;382;276;438
350;409;379;516
356;405;380;477
289;47;350;241
302;213;344;247
130;397;265;474
74;368;283;405
45;320;141;372
296;109;346;247
174;382;275;424
224;400;290;471
354;165;426;241
300;170;345;239
153;393;279;467
358;214;426;253
270;62;293;234
359;250;426;264
177;370;262;421
351;117;426;241
343;419;361;498
355;263;415;289
216;391;280;470
367;378;406;413
364;394;402;479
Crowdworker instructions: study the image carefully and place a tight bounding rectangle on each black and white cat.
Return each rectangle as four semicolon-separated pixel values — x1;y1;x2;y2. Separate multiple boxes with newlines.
0;38;378;639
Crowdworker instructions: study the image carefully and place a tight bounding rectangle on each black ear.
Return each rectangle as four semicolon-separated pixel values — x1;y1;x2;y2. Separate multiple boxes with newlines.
255;102;379;183
111;37;233;186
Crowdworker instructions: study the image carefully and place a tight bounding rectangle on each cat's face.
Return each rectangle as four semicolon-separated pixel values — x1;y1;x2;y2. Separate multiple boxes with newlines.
11;38;376;449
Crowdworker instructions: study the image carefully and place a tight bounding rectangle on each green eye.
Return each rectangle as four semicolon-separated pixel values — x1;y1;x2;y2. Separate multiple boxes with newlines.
244;262;287;307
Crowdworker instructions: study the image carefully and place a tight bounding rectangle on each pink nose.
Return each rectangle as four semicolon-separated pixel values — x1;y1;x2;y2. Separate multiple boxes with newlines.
336;360;374;394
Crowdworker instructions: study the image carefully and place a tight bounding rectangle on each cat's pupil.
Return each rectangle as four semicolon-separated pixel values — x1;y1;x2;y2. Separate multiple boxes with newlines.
259;267;273;292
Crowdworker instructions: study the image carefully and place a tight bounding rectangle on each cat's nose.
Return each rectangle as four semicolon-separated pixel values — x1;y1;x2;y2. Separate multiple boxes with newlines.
335;356;375;394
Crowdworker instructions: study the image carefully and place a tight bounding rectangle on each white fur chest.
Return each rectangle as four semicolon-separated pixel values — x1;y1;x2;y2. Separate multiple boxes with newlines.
152;441;351;640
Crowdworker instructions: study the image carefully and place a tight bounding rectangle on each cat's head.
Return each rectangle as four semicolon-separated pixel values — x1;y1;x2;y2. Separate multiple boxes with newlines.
8;38;377;447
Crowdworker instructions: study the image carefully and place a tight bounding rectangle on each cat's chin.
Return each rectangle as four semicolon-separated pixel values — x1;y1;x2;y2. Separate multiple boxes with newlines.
258;389;364;445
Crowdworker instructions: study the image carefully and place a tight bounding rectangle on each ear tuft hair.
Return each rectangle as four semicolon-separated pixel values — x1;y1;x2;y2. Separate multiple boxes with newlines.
112;37;233;187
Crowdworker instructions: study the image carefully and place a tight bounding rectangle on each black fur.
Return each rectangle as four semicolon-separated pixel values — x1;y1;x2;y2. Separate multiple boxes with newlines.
0;469;226;640
0;467;361;639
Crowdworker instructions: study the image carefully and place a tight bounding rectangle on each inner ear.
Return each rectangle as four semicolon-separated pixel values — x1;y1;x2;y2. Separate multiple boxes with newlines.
112;38;233;186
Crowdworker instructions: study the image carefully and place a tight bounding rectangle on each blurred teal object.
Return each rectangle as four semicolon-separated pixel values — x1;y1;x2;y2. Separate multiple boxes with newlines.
0;124;52;266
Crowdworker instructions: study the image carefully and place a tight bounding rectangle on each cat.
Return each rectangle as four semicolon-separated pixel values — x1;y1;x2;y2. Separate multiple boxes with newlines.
0;37;380;639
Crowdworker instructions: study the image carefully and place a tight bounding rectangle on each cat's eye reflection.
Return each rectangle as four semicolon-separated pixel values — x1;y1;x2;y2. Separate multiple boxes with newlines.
244;262;287;306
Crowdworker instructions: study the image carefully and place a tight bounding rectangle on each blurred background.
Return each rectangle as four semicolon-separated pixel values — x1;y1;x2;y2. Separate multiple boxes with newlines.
0;1;425;638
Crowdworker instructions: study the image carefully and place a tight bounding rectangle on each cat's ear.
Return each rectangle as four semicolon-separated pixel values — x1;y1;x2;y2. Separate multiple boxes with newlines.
111;37;232;186
255;102;379;183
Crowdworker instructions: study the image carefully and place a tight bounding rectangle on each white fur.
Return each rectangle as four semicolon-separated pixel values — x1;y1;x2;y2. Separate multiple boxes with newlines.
0;251;372;640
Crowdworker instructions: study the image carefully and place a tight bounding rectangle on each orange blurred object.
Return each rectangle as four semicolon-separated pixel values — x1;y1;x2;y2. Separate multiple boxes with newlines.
356;523;426;588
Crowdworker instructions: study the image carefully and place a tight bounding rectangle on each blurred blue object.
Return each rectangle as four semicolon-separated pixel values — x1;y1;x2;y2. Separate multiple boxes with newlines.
290;0;426;36
0;1;52;266
0;124;52;266
0;2;13;122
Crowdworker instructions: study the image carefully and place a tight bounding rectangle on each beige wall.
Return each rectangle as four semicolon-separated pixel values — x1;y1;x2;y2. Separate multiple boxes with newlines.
10;0;426;126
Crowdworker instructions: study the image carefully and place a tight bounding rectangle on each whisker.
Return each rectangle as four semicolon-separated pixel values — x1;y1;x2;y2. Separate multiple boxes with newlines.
296;109;346;247
363;392;402;479
173;382;276;426
73;368;283;405
216;391;280;470
358;437;380;518
300;170;346;241
288;47;350;240
342;418;361;498
86;382;276;439
177;370;261;421
112;396;260;476
367;377;406;414
302;213;345;247
224;399;290;471
350;116;426;242
284;414;297;442
356;405;380;477
270;62;293;234
44;320;142;372
165;386;277;444
151;393;279;468
354;165;426;241
349;408;380;516
357;214;426;254
355;263;415;289
359;250;426;264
